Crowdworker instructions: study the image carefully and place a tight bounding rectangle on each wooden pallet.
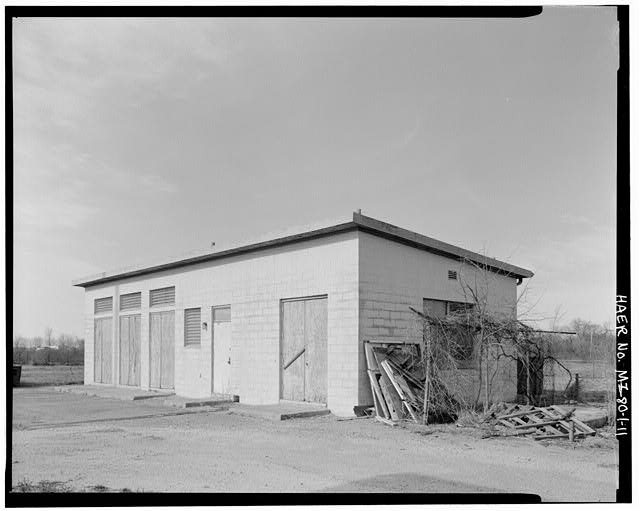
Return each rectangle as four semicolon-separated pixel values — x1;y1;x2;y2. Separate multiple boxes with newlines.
496;405;596;441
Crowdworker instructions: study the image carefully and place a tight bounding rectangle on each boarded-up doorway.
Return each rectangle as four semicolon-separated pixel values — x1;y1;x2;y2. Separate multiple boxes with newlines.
119;314;141;386
280;296;328;404
517;355;544;405
94;318;112;384
212;306;231;395
149;311;175;389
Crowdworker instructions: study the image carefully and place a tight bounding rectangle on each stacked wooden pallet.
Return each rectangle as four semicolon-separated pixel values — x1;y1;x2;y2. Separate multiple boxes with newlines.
494;404;597;441
364;340;427;425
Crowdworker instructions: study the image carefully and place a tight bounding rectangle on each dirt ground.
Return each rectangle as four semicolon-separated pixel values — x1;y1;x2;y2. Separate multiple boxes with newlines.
10;387;617;500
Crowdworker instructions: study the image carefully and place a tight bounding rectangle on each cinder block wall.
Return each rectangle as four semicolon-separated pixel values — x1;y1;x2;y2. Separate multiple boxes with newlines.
83;231;360;415
357;232;519;405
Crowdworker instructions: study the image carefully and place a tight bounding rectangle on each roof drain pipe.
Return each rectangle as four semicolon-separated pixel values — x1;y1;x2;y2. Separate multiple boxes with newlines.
516;277;523;286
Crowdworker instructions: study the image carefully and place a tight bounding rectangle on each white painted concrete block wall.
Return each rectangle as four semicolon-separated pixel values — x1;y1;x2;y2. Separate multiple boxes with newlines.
83;232;360;415
357;232;519;404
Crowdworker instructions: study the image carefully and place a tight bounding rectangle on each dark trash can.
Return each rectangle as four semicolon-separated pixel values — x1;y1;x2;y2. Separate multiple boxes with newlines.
13;365;22;386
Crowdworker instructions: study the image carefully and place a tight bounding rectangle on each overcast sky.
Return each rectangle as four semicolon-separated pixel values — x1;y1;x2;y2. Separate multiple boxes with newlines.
13;8;618;338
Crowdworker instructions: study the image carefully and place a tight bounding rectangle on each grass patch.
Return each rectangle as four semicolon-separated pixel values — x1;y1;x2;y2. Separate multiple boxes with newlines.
15;365;84;387
13;479;74;493
12;479;141;493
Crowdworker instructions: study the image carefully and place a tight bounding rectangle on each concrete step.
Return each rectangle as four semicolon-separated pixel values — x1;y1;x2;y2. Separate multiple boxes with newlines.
162;394;237;409
54;385;174;401
231;403;331;421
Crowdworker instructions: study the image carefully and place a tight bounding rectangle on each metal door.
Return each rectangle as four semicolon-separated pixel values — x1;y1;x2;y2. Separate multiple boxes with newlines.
212;306;232;395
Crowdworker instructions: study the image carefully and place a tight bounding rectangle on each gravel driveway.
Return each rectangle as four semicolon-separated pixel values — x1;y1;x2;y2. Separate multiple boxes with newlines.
10;387;617;500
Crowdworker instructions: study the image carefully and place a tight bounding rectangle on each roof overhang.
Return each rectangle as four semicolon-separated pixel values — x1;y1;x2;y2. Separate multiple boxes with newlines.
73;213;533;288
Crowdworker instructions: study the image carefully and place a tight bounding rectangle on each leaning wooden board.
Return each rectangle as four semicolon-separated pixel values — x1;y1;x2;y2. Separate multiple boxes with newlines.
378;367;402;421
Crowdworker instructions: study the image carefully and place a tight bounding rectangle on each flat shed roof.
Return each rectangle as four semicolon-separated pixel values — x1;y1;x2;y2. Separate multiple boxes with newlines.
73;212;533;287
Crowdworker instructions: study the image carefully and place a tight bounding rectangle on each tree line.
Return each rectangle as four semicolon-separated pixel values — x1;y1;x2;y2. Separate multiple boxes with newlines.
13;328;84;366
12;317;614;367
545;319;615;362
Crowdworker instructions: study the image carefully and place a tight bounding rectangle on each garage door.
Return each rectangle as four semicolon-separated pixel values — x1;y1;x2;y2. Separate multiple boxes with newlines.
94;318;113;384
119;314;141;386
281;296;328;404
149;311;175;389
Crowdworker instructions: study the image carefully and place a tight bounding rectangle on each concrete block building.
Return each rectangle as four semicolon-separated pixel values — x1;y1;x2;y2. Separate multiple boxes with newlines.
74;212;533;416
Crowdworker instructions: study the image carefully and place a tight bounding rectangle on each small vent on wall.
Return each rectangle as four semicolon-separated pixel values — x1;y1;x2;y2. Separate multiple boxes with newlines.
150;286;175;307
94;297;113;314
184;308;201;346
120;292;141;311
448;270;458;280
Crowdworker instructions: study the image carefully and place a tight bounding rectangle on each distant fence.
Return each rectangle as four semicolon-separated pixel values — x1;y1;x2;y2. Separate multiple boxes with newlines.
541;358;615;405
13;346;84;366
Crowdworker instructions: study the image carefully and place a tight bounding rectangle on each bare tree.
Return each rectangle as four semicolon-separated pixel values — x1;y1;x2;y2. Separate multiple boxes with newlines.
411;255;576;419
13;335;25;348
44;327;54;347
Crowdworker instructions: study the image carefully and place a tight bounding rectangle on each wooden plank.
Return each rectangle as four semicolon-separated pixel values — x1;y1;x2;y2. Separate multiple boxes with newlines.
501;404;520;416
502;413;564;437
373;373;391;419
101;318;112;384
364;342;379;371
509;416;532;426
362;341;385;417
132;315;141;386
381;360;419;422
374;349;405;420
403;401;419;422
368;381;382;418
512;418;564;429
370;384;383;418
94;320;102;383
281;300;305;401
499;418;517;428
149;312;162;388
365;342;390;418
283;347;305;370
380;360;406;400
388;364;420;405
387;359;424;392
160;311;175;389
367;370;390;419
534;433;569;441
378;367;402;421
522;411;565;436
367;371;386;418
533;432;589;441
535;408;577;436
569;418;596;435
548;406;596;435
119;316;130;385
497;408;538;420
